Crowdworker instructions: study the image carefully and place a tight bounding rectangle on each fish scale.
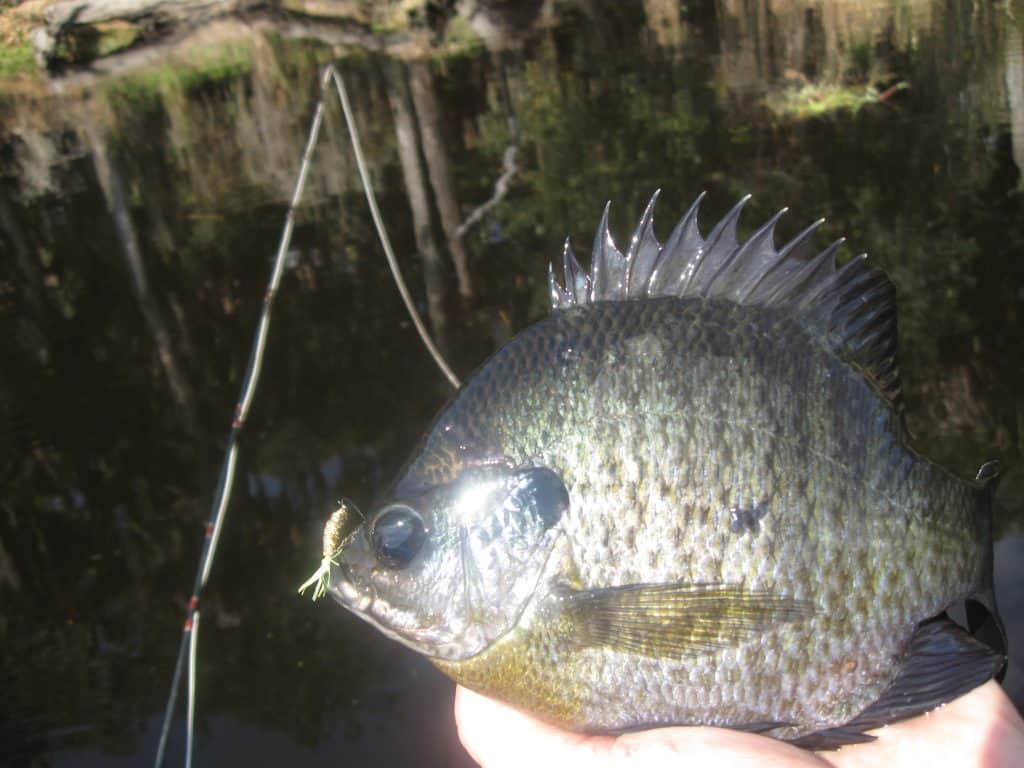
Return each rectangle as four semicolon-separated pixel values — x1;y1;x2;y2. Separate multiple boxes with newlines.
312;194;1004;748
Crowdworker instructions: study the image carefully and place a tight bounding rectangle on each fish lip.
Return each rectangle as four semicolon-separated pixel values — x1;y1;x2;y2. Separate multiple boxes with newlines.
331;563;433;646
330;567;445;653
332;561;373;613
327;553;423;637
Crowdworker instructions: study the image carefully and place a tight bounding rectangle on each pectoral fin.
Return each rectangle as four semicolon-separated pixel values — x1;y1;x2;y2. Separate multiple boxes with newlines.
560;582;811;659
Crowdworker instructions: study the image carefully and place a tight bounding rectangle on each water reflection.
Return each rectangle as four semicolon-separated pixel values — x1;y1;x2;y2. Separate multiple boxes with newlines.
1;1;1022;765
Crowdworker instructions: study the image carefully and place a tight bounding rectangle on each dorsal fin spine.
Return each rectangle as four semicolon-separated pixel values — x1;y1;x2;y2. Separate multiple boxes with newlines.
688;195;750;296
548;262;565;308
791;240;847;309
703;195;750;254
649;192;705;296
738;218;824;303
777;218;826;259
549;192;904;409
562;237;586;305
705;207;788;299
625;190;661;298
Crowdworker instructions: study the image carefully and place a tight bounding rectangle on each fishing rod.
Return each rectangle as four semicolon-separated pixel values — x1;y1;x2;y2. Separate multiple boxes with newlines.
152;63;458;768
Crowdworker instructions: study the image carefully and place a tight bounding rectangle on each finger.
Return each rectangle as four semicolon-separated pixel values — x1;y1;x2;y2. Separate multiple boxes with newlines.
454;686;615;768
454;686;831;768
608;724;830;767
825;681;1024;768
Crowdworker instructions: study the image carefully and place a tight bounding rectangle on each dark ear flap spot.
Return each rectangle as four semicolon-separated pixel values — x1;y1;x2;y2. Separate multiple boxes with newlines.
975;459;1001;488
508;467;570;529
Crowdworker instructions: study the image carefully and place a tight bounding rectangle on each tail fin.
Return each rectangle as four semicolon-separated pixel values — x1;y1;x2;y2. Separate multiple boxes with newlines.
966;459;1006;673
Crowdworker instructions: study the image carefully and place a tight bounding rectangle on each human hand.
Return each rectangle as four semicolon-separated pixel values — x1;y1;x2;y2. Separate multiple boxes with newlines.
455;681;1024;768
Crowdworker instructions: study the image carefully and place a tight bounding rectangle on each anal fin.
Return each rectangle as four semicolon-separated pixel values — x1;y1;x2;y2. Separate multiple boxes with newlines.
792;617;1006;750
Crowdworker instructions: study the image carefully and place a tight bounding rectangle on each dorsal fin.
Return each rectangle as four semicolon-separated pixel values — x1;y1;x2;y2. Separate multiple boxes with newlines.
548;191;903;408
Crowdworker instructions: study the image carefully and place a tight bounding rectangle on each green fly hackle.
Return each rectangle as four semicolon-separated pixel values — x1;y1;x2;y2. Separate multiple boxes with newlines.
298;500;360;601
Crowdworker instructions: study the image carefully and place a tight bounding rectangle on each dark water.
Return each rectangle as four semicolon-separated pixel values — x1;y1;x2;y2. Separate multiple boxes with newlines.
2;1;1023;765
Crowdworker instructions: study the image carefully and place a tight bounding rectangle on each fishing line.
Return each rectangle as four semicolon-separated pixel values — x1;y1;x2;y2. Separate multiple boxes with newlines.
153;63;459;768
327;65;461;389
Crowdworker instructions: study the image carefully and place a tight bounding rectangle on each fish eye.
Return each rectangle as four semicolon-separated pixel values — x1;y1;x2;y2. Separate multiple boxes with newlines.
370;503;426;569
508;467;570;529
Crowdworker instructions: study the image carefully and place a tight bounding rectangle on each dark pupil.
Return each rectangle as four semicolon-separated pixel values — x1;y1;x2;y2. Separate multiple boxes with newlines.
509;467;569;529
371;505;426;569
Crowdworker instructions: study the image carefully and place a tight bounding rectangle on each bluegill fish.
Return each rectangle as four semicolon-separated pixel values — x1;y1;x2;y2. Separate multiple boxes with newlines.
303;191;1005;748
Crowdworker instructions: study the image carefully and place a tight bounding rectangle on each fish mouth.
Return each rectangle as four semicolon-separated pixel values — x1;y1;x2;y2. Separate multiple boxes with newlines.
328;566;450;654
333;567;373;613
327;561;434;645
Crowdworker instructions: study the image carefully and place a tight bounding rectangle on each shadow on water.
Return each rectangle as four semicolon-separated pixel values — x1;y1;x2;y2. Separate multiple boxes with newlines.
1;0;1022;765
